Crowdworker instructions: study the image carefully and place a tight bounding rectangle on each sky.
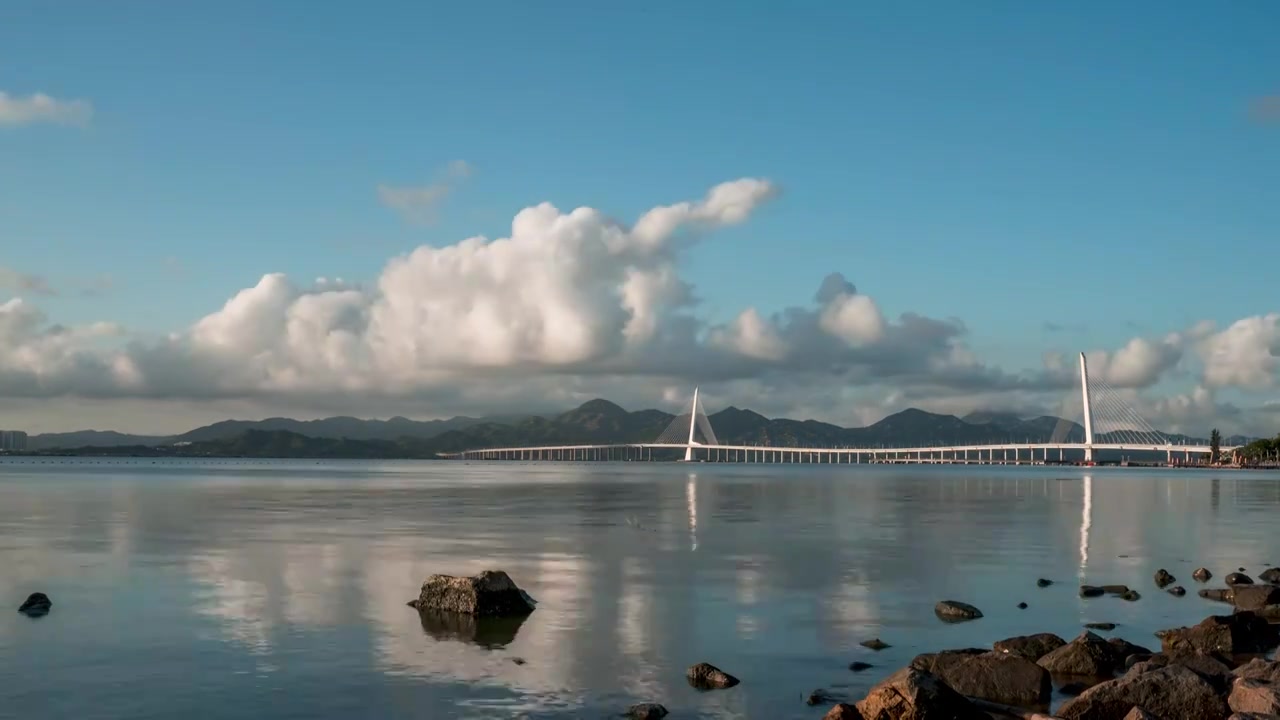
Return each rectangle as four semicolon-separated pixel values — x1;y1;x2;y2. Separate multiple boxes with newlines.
2;1;1279;436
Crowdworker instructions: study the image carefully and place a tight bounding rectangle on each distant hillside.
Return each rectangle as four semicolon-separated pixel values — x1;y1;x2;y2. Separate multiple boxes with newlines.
27;430;170;451
24;399;1237;459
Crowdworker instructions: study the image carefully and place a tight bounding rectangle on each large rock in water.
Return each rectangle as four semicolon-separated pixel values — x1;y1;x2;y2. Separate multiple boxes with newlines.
934;600;983;622
686;662;739;690
626;703;669;719
1231;585;1280;611
1037;631;1122;677
854;667;988;720
409;570;535;616
993;632;1067;661
17;592;52;616
1057;664;1229;720
910;650;1051;707
1159;612;1279;656
1259;567;1280;584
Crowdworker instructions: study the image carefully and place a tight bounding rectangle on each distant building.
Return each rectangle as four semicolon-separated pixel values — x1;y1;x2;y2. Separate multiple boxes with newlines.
0;430;29;452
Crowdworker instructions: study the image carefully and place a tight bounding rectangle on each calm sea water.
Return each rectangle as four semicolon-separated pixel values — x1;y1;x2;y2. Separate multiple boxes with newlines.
2;459;1280;719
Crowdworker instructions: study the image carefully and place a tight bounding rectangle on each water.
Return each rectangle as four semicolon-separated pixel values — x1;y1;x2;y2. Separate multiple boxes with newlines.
2;459;1279;719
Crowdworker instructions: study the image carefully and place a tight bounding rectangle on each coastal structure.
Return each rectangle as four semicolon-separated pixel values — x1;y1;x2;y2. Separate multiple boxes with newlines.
0;430;28;452
442;353;1236;465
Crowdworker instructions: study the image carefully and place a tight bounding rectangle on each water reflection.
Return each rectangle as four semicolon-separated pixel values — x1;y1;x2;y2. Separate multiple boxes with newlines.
2;460;1280;719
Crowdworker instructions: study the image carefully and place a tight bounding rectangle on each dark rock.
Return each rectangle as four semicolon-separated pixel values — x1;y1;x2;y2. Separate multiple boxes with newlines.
1170;586;1188;597
1102;585;1131;595
1107;638;1152;661
1234;659;1280;684
1159;611;1280;656
822;704;864;720
1201;588;1234;602
1057;664;1229;720
1132;650;1233;691
1122;708;1160;720
1250;605;1280;622
1259;568;1280;584
1038;631;1122;677
1121;590;1141;601
1038;578;1054;587
1082;585;1106;598
860;638;890;651
510;657;526;665
1228;573;1255;586
849;661;874;672
1124;654;1154;670
686;662;739;690
854;667;988;720
1241;567;1249;573
1194;567;1214;582
993;632;1067;661
1230;678;1280;716
1087;623;1118;631
934;600;984;622
411;570;536;616
1156;569;1177;588
1060;681;1090;696
1017;602;1028;609
627;703;669;720
17;592;52;616
910;650;1052;707
1231;585;1280;611
808;689;841;706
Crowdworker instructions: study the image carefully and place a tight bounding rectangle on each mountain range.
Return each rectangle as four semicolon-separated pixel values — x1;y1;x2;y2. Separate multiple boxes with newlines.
22;399;1248;458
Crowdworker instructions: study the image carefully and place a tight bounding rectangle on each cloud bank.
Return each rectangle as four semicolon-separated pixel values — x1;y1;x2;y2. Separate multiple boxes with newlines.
2;178;1278;435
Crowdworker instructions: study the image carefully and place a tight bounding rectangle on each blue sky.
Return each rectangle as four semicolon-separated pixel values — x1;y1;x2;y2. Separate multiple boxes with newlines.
2;1;1279;432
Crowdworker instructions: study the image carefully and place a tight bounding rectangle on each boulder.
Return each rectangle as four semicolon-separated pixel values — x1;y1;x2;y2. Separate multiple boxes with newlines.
1170;586;1188;597
686;662;739;690
1107;638;1152;661
1121;590;1141;602
1231;585;1280;611
1251;605;1280;622
627;703;669;720
410;570;536;616
1202;588;1235;602
994;632;1067;661
849;661;875;672
934;600;983;622
1234;659;1280;684
1156;569;1177;588
1260;568;1280;584
1038;578;1054;587
823;704;865;720
1017;602;1028;609
1129;650;1233;691
1102;585;1131;595
1226;712;1280;720
1195;568;1214;582
1229;573;1256;586
17;592;52;616
1057;664;1229;720
1159;612;1279;656
1230;678;1280;716
854;667;988;720
1038;631;1122;677
1123;708;1160;720
861;638;890;650
1082;585;1107;598
910;650;1051;707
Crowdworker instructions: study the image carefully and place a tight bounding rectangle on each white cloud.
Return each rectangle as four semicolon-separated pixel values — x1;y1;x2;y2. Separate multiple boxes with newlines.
0;91;92;127
1196;314;1280;389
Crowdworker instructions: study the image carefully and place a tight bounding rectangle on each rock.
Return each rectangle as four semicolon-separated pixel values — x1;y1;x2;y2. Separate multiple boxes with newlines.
854;667;988;720
1017;602;1028;609
1038;631;1122;677
1230;678;1280;716
1057;664;1229;720
1241;567;1249;572
1234;659;1280;684
17;592;52;616
1121;590;1141;601
1132;650;1233;690
1082;585;1107;598
861;638;890;651
1038;578;1054;587
1251;605;1280;622
1195;567;1214;582
1102;585;1131;594
686;662;739;690
1124;654;1154;670
849;661;874;672
1107;638;1152;661
1122;708;1160;720
1170;586;1187;597
994;632;1067;661
1260;568;1280;584
1087;623;1118;631
1060;681;1091;696
1159;611;1280;656
808;689;842;706
1226;712;1280;720
411;570;536;616
1231;585;1280;611
1156;569;1177;588
1201;588;1234;602
910;650;1052;707
822;704;864;720
510;656;526;665
627;703;669;720
1228;573;1255;586
934;600;984;622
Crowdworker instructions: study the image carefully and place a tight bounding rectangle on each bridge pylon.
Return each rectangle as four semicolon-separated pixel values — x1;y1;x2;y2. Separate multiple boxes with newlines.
654;386;719;460
1079;352;1095;463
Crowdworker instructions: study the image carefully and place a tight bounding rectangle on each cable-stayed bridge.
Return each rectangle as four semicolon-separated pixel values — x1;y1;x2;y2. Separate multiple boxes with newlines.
441;353;1234;465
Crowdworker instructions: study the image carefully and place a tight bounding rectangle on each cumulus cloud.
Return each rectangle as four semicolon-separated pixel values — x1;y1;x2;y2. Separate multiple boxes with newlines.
0;91;92;127
377;159;473;224
1196;314;1280;388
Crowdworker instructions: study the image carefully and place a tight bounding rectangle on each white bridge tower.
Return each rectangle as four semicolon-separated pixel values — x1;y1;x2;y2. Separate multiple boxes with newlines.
1079;352;1095;463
